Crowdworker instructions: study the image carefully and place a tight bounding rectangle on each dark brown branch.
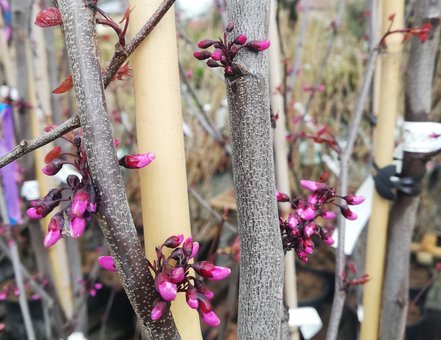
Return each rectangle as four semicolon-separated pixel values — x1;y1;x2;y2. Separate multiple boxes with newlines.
0;0;176;171
102;0;177;86
58;0;179;338
0;115;80;169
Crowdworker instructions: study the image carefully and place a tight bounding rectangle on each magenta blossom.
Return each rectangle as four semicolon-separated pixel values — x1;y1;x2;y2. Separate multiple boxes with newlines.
70;217;86;238
71;190;89;217
119;152;155;169
246;40;271;51
200;310;221;327
98;256;117;272
344;195;365;205
148;235;229;327
300;180;326;191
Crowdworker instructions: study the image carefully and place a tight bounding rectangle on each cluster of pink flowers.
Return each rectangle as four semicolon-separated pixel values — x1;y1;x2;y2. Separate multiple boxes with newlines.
0;275;48;301
98;235;231;327
26;129;155;248
277;177;364;261
193;22;270;75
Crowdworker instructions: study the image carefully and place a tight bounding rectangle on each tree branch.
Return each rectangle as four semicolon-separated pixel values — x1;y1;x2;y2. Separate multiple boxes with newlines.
0;0;176;171
58;0;179;337
326;47;379;340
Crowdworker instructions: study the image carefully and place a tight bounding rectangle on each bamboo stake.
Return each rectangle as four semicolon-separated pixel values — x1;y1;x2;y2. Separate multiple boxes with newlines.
360;1;404;339
128;2;202;339
269;2;299;340
25;38;75;319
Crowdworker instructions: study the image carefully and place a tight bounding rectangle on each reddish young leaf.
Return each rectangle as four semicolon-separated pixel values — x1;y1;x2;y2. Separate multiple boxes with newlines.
44;146;62;164
111;64;132;81
52;74;73;94
35;7;62;27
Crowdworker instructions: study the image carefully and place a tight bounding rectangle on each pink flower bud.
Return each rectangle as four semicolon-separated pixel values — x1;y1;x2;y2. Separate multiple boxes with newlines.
340;207;358;220
297;206;316;220
193;51;212;60
323;236;335;245
70;217;86;238
211;49;222;61
170;267;185;283
26;207;43;219
42;160;63;176
206;59;221;68
287;214;299;229
44;229;61;248
186;287;199;309
344;195;365;205
234;34;247;45
151;300;167;321
155;273;177;301
192;262;231;280
113;139;119;148
183;237;194;257
190;242;199;259
300;180;326;191
71;190;89;217
321;210;336;220
308;193;319;205
276;191;290;202
0;292;6;300
164;234;184;248
246;40;271;51
119;152;155;169
98;256;117;272
197;39;216;49
225;66;233;74
304;222;316;237
201;310;220;327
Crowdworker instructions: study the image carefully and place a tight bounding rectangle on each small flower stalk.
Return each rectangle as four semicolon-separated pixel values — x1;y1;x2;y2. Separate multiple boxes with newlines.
278;176;364;261
193;22;270;75
98;235;231;327
26;133;97;247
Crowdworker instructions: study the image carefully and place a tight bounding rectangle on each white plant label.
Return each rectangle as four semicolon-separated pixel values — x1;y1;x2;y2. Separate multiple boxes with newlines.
402;121;441;153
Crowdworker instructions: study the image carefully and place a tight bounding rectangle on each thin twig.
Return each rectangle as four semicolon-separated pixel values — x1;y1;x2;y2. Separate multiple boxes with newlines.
326;48;379;340
302;0;345;119
0;115;80;169
98;286;117;340
179;63;232;154
188;186;237;233
0;0;177;170
0;238;54;305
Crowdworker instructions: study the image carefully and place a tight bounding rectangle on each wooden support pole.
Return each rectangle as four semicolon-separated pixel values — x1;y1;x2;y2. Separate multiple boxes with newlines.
360;1;404;339
128;2;202;339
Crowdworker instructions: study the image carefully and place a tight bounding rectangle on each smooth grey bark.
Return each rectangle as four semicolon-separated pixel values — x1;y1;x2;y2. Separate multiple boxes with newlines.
57;1;180;338
380;2;441;339
226;1;285;339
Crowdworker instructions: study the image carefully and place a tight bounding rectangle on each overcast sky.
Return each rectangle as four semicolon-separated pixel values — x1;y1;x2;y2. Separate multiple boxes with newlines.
177;0;212;18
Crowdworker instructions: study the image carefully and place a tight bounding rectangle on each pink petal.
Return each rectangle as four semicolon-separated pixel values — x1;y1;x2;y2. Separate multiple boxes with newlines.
98;256;117;272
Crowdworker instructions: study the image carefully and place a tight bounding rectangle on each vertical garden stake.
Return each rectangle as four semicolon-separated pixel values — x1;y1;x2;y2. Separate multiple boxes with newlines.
360;1;404;339
128;1;202;338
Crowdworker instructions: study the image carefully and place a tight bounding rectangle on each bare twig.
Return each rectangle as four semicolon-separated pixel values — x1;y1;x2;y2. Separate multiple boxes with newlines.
302;0;345;119
102;0;177;86
98;286;117;340
188;187;237;233
0;0;177;171
326;48;379;340
0;115;80;169
179;63;232;154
